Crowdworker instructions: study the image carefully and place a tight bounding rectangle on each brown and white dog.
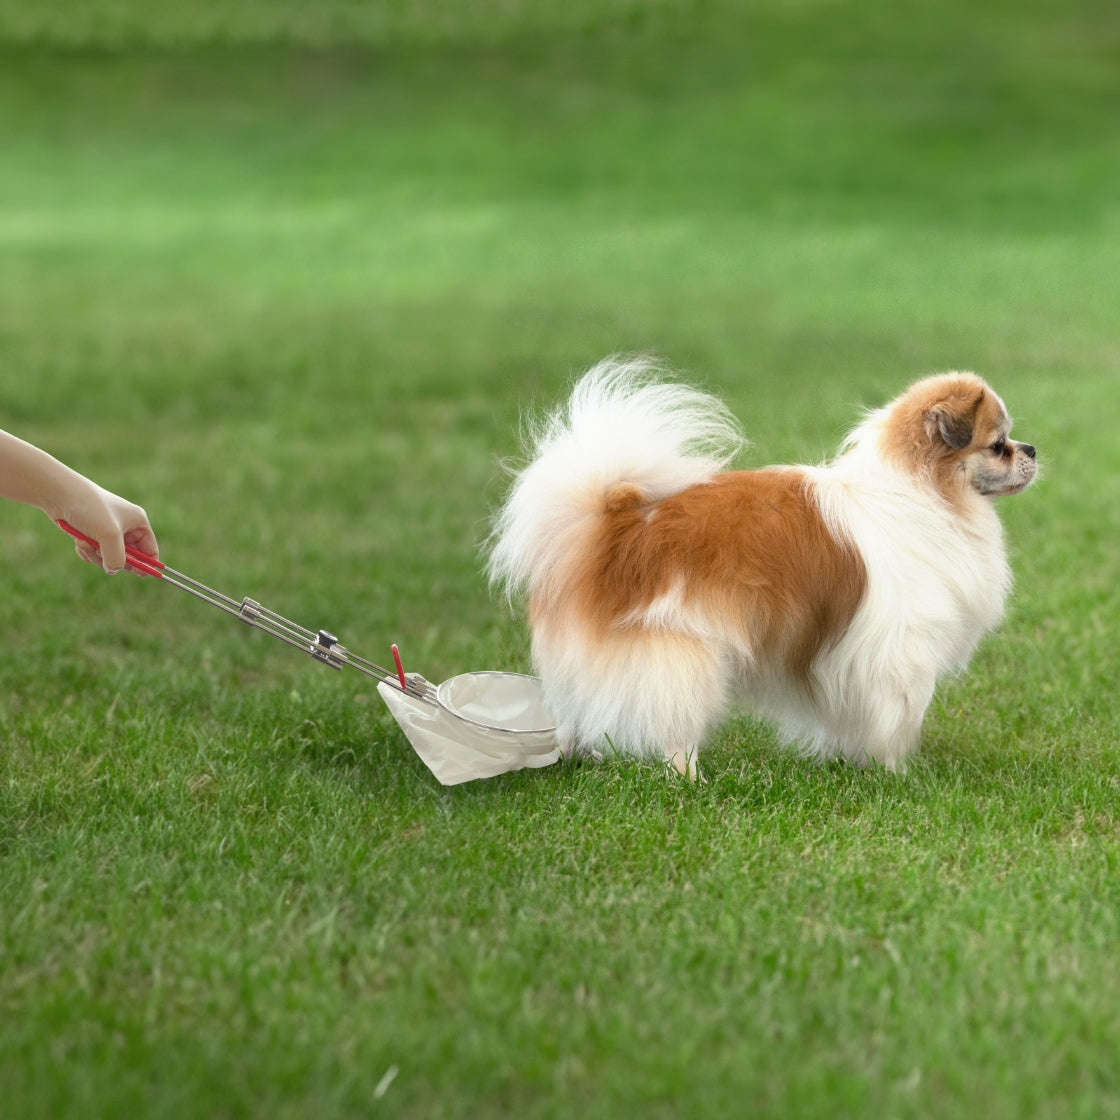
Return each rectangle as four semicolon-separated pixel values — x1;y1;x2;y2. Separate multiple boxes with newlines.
489;359;1036;776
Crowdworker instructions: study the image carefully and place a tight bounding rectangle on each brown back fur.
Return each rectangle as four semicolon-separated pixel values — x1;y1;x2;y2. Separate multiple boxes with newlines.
552;469;867;682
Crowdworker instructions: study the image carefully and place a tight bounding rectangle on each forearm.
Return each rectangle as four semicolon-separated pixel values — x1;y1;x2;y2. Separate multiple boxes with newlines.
0;429;157;572
0;429;93;520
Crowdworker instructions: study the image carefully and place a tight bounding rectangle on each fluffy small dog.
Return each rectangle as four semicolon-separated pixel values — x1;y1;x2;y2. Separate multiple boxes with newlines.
489;359;1036;776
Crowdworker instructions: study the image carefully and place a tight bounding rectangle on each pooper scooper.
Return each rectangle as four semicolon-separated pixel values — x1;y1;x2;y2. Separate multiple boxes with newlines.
58;521;559;784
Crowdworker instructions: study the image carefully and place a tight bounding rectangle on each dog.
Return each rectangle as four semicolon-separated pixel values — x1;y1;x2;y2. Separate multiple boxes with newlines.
488;358;1036;777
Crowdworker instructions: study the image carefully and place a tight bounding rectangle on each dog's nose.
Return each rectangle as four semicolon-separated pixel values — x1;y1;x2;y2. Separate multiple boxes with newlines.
1020;443;1037;460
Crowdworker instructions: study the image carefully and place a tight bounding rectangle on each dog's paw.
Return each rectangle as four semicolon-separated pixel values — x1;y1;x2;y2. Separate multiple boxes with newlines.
668;750;704;783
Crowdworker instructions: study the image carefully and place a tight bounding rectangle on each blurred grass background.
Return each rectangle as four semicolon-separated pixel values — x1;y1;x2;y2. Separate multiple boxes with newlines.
1;2;1119;1117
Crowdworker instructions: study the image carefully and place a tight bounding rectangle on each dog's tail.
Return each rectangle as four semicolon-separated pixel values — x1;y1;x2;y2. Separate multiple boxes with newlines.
488;356;744;604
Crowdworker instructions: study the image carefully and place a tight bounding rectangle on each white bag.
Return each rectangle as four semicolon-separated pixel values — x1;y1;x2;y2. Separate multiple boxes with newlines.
378;671;560;785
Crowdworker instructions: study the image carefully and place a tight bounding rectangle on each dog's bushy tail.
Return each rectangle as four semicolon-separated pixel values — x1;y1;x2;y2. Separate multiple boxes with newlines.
488;356;745;603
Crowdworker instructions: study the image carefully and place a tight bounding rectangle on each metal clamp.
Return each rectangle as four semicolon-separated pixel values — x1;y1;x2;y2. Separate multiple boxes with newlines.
310;629;346;670
238;598;261;625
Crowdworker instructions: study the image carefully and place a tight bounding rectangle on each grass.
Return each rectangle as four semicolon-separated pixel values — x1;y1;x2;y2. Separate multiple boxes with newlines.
2;2;1120;1116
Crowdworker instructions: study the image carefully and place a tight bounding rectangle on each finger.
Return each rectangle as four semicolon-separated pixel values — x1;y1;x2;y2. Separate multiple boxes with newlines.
98;536;126;574
74;540;101;566
123;524;159;561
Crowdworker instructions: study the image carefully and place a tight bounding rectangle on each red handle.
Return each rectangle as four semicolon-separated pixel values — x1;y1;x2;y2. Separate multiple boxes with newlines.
57;520;165;577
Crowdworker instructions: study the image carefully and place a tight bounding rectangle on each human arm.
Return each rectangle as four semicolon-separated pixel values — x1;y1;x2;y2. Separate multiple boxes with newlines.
0;429;158;573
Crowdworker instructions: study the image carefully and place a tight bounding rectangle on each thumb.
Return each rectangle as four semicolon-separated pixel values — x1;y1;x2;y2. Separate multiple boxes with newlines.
98;532;127;574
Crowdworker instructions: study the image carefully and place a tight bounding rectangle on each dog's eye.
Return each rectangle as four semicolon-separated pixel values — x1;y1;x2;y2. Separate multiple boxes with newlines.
990;438;1007;456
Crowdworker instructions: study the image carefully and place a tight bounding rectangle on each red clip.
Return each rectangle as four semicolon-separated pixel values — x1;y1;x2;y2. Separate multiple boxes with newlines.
391;644;407;690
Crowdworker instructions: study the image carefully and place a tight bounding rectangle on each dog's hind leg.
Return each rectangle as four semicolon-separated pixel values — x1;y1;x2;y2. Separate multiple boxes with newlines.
607;631;726;779
535;627;729;776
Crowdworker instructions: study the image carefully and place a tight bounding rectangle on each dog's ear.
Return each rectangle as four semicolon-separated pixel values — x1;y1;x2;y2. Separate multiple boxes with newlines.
926;391;984;450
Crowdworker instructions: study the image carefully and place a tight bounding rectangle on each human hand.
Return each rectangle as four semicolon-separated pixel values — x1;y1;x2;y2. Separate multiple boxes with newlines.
0;430;159;574
61;482;159;575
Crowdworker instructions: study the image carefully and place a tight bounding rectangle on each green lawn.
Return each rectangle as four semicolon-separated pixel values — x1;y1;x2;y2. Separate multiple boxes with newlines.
2;3;1120;1117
